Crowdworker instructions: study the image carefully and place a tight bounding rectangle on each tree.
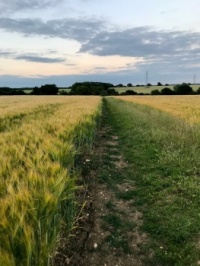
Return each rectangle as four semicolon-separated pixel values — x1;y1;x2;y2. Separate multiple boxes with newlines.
31;84;58;95
151;89;160;95
127;83;132;87
107;88;119;95
116;83;123;87
75;85;92;95
31;87;40;95
40;84;58;95
160;87;174;95
0;87;27;95
157;82;162;86
196;88;200;94
123;90;137;95
70;82;115;95
174;83;193;95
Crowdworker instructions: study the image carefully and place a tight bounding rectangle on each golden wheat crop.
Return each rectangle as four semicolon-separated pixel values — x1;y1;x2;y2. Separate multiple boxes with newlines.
115;95;200;124
0;96;102;266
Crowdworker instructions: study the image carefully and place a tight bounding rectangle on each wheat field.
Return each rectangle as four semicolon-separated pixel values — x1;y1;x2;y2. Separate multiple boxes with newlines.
0;96;102;266
115;95;200;124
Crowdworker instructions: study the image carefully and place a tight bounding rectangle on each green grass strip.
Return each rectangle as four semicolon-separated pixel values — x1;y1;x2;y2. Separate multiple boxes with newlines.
104;97;200;265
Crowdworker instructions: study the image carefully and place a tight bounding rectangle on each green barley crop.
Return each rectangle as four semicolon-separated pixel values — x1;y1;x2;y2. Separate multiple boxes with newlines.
0;96;102;266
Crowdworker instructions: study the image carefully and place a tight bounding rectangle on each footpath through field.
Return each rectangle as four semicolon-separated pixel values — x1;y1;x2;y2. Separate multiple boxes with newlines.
57;96;200;265
78;99;147;266
57;98;149;266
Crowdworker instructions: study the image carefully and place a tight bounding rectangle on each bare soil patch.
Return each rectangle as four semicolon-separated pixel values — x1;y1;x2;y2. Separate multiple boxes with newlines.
51;123;147;265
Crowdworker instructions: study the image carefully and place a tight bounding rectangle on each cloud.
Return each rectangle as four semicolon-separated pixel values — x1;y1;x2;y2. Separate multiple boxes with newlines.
0;17;105;42
1;17;199;64
0;51;14;57
64;63;77;66
0;0;62;14
79;27;200;58
0;16;200;84
94;66;107;70
0;50;65;64
15;55;65;63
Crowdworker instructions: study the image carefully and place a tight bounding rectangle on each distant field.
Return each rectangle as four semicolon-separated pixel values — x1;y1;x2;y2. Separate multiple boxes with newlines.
115;84;200;94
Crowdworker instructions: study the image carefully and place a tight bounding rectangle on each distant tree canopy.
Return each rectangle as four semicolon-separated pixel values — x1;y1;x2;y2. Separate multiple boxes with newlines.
69;82;116;95
0;82;198;96
115;83;123;87
196;88;200;94
173;83;193;95
151;89;160;95
121;90;137;95
160;87;174;95
30;84;58;95
0;87;26;95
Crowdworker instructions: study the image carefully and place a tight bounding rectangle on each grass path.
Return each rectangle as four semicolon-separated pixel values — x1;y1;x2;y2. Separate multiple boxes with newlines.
57;97;200;265
101;98;200;265
80;115;146;265
58;98;147;265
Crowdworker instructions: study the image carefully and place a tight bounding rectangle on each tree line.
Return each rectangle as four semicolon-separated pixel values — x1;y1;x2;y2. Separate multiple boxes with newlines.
0;82;200;96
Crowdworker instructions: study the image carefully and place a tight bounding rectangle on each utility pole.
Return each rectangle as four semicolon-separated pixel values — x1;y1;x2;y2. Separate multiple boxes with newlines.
146;71;148;86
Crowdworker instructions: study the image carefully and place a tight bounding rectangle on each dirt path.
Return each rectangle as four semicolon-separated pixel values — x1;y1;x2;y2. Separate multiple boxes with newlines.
79;126;147;266
52;112;148;266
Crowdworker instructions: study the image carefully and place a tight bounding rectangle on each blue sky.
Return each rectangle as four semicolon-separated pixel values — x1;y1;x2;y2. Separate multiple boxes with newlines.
0;0;200;87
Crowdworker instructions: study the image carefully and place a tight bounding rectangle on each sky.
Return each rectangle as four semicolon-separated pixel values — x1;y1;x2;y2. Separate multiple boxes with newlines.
0;0;200;87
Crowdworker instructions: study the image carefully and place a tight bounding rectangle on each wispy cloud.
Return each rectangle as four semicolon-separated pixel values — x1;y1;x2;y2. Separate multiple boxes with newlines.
0;50;66;64
15;55;65;63
0;0;62;14
0;51;14;57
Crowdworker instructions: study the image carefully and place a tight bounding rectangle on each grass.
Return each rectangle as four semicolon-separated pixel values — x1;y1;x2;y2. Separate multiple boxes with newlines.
103;212;134;254
103;97;200;265
0;96;102;266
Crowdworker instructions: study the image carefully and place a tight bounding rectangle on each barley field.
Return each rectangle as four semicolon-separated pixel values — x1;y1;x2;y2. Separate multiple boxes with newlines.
115;95;200;124
0;96;102;266
1;94;200;265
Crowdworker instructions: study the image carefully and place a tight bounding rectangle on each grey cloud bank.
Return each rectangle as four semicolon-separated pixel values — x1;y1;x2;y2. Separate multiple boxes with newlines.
0;17;105;42
0;17;199;61
80;28;200;58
